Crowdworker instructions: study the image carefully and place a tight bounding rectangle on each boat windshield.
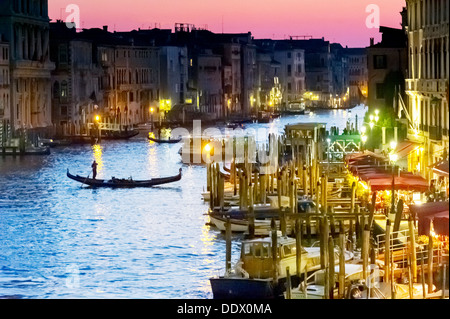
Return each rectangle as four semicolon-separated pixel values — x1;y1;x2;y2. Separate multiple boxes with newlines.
243;242;271;258
243;241;305;259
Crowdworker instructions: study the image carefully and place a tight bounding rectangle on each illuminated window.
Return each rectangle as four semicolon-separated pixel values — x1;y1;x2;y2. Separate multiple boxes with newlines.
61;81;68;98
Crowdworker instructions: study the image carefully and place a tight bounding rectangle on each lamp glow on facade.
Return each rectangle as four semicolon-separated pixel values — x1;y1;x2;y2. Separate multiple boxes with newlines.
389;153;398;163
361;135;368;144
159;99;172;112
390;140;397;150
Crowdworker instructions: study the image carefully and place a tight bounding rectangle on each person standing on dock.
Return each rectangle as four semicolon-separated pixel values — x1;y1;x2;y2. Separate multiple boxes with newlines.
91;160;98;179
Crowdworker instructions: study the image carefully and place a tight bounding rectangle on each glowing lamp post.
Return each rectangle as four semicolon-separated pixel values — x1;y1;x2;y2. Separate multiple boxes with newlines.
389;141;398;215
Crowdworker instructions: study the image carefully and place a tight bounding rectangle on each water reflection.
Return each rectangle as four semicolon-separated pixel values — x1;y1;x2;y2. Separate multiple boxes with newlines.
91;144;104;174
0;106;368;299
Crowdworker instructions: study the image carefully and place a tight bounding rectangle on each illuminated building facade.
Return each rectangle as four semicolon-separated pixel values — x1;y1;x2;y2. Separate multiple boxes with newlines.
0;0;55;131
273;44;306;108
345;47;368;106
0;36;10;125
404;0;449;179
50;23;160;135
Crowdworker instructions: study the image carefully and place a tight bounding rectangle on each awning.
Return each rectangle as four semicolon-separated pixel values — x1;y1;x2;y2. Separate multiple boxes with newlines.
395;141;420;159
431;160;449;177
433;212;449;236
345;151;387;164
410;202;449;236
368;174;429;192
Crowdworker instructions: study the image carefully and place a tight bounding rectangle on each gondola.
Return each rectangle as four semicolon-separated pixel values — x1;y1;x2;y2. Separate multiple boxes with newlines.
148;136;182;144
67;168;182;188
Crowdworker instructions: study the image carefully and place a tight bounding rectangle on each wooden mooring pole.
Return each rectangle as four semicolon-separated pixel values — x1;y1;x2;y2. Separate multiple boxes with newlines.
338;222;346;299
225;217;232;274
384;219;391;285
428;234;434;294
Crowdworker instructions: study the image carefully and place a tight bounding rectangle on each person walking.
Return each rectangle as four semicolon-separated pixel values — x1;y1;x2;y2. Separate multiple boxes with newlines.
91;160;98;179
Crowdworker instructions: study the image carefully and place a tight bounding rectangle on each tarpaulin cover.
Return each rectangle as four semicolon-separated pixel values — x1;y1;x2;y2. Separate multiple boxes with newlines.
395;141;420;159
410;202;449;236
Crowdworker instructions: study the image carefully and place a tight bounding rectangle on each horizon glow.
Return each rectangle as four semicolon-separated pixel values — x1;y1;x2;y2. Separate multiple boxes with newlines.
49;0;405;47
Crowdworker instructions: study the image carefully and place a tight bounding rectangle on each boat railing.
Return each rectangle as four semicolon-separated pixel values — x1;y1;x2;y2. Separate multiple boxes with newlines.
375;228;448;268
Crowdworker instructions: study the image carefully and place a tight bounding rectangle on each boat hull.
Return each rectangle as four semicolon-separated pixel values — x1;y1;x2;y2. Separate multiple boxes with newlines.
67;130;139;144
148;137;182;144
210;277;275;299
66;169;182;188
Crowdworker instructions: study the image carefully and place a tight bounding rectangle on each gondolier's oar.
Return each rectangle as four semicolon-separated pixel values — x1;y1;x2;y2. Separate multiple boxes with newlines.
81;169;93;188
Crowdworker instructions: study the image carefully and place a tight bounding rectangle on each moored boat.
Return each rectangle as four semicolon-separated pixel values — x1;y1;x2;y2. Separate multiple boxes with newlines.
67;129;139;144
148;136;182;144
209;233;353;299
66;168;182;188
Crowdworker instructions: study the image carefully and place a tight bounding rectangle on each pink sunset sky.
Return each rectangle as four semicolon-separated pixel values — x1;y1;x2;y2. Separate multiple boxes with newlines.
49;0;405;47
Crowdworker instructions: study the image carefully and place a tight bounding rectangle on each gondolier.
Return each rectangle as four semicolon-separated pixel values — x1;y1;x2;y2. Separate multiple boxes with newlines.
91;160;98;179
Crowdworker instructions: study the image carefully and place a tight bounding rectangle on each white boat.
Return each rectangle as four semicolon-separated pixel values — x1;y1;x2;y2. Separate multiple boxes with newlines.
288;263;365;299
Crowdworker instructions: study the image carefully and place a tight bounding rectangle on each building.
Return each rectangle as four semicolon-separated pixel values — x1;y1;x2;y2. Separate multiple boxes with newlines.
196;52;223;118
50;22;102;136
0;0;55;133
345;47;368;106
272;42;306;109
159;45;189;119
49;23;161;136
367;26;408;114
112;43;159;126
404;0;449;180
330;43;350;107
291;38;334;108
255;45;281;112
0;35;10;124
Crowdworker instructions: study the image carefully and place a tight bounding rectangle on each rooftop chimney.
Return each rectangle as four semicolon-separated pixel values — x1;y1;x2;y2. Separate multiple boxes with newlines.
103;26;108;32
370;38;374;46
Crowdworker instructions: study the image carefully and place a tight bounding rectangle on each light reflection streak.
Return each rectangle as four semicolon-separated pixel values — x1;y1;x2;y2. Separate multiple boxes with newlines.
92;144;104;174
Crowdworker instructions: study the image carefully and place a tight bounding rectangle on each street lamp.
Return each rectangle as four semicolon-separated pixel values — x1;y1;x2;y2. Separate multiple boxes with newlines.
361;125;367;135
390;140;397;151
361;134;368;145
389;140;398;215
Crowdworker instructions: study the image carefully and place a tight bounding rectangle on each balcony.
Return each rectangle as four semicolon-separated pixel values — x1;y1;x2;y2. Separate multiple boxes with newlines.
406;79;448;94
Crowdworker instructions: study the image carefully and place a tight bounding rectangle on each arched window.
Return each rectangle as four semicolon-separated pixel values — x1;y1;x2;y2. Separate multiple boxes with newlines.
61;81;68;98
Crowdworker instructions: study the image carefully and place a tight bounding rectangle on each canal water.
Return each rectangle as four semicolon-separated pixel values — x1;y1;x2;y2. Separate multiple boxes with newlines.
0;106;367;299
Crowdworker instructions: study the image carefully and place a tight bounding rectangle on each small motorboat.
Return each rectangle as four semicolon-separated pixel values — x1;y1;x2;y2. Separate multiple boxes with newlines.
209;233;354;299
67;168;182;188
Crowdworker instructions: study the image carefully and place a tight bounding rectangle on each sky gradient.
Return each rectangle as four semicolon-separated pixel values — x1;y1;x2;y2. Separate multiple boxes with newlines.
49;0;405;47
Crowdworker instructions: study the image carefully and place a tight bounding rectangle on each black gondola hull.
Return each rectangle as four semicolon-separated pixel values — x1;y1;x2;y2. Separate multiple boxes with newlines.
67;169;182;188
148;137;182;144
